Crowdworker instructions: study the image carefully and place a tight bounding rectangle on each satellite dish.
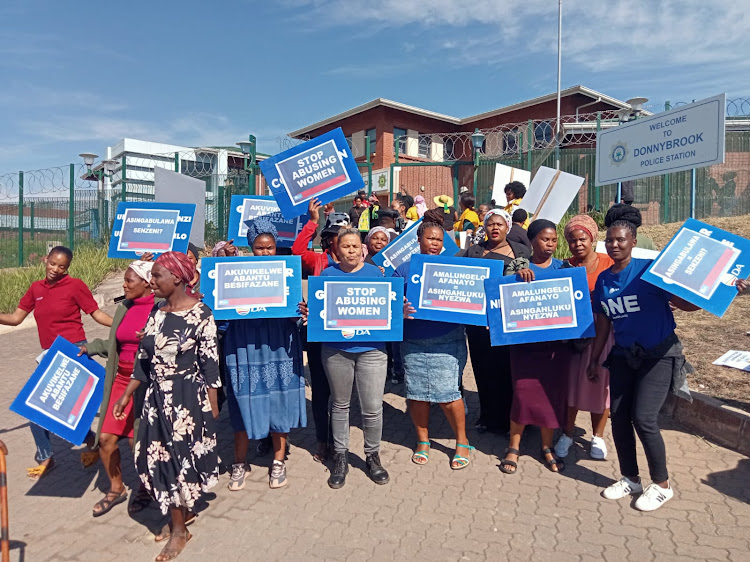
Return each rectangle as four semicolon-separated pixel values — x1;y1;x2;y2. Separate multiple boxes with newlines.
626;97;649;113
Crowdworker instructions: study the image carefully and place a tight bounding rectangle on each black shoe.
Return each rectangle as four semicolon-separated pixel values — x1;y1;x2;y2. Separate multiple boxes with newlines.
327;452;349;489
365;453;390;485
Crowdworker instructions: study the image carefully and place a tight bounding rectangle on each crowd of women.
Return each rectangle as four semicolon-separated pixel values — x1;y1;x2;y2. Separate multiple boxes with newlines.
2;184;747;561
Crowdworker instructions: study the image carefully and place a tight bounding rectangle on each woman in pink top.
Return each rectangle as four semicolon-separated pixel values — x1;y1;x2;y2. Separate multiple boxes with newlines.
79;261;155;517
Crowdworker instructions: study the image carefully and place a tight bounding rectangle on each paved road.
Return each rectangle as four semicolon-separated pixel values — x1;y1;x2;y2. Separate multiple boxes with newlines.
1;303;749;561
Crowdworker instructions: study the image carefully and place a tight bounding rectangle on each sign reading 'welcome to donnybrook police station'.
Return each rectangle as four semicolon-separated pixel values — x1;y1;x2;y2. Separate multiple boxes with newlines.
596;93;725;185
259;128;364;220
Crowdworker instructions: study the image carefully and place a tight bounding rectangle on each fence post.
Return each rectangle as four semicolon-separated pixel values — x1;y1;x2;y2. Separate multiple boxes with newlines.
30;201;35;240
616;182;622;204
663;174;670;223
120;155;127;203
594;112;601;210
174;152;179;172
218;181;225;238
452;162;459;203
526;120;533;171
18;171;24;266
690;168;696;219
519;132;525;170
68;164;75;251
365;136;372;195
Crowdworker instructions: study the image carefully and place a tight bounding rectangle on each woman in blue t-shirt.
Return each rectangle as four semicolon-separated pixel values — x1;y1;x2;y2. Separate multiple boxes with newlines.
394;209;473;470
319;228;390;490
589;213;699;512
499;219;569;476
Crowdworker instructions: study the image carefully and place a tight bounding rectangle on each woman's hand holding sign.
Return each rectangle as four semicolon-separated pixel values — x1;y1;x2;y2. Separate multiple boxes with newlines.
298;301;309;326
516;268;535;283
403;297;416;320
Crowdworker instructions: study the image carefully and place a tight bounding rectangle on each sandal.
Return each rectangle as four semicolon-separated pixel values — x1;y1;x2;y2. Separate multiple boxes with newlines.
154;512;198;542
155;531;192;561
411;441;431;465
499;448;520;474
451;443;475;470
26;458;56;481
129;486;153;513
541;447;564;473
92;488;128;517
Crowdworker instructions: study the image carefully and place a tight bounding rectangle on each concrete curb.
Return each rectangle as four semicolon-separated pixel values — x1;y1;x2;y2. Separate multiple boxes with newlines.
662;391;750;456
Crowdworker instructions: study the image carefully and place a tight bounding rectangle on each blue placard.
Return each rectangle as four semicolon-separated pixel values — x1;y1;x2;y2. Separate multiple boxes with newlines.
372;218;460;276
10;336;104;446
406;254;503;326
201;256;302;320
108;201;195;259
485;267;594;346
642;218;750;317
307;277;404;342
259;128;364;220
227;195;309;248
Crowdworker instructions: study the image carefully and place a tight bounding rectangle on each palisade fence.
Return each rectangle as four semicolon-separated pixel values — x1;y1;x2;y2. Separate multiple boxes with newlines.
1;102;749;270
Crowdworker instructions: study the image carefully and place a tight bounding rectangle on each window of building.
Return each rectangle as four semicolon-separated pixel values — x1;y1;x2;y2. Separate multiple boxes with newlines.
365;128;376;154
534;121;554;148
418;136;432;159
393;127;407;156
444;138;455;160
504;128;519;153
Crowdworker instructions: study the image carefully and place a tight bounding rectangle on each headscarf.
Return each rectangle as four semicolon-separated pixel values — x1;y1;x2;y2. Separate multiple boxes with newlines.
483;209;511;230
414;195;427;218
211;240;239;257
128;260;153;282
187;242;201;261
364;226;389;247
156;251;195;285
527;219;557;241
563;214;599;243
245;216;278;246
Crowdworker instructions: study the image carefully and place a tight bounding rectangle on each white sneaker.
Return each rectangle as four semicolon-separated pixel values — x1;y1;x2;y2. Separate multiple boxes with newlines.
635;483;674;512
554;434;574;458
602;476;643;500
590;436;608;460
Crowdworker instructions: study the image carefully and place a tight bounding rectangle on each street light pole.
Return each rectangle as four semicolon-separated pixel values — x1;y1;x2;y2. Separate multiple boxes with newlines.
555;0;562;170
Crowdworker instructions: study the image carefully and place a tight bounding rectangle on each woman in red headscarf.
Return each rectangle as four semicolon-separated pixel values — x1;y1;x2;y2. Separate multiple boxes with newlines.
113;251;221;561
554;214;615;462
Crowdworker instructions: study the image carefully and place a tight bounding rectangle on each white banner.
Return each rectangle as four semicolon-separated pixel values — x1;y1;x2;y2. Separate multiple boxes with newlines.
596;93;726;185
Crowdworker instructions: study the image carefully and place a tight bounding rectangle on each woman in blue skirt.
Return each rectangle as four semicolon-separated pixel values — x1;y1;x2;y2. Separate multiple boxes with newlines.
223;218;307;490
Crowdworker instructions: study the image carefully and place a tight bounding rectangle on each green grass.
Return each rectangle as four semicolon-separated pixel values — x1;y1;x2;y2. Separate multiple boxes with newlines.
0;245;129;313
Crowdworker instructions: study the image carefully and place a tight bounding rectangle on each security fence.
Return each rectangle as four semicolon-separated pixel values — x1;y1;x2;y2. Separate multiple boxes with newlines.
1;102;749;269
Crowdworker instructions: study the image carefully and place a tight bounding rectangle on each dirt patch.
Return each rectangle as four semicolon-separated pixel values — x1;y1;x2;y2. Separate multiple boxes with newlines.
642;217;750;412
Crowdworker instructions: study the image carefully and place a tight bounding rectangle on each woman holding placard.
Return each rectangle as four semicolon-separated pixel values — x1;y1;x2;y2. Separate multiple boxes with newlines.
222;218;306;491
77;260;156;516
553;215;614;462
113;251;220;561
394;209;473;470
588;214;699;512
499;219;569;475
464;209;530;434
0;245;112;480
319;228;390;489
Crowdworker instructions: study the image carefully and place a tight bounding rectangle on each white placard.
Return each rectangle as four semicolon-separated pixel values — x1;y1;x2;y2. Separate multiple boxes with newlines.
596;93;726;185
491;164;531;207
154;167;205;247
520;166;585;224
595;241;659;260
713;350;750;372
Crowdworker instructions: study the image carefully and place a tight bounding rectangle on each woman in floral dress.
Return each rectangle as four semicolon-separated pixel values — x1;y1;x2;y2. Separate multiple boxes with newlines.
114;251;221;561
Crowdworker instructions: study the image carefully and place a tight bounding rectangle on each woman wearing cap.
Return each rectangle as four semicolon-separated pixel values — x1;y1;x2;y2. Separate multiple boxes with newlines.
78;261;156;517
589;210;699;511
500;219;569;475
113;251;221;561
413;195;428;219
553;215;614;462
364;226;390;269
292;197;340;462
320;228;390;489
223;218;306;491
434;195;458;232
394;209;473;470
464;209;531;434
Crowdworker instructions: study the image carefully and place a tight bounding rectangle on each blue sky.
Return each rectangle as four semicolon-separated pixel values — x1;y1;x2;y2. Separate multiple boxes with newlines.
1;0;747;173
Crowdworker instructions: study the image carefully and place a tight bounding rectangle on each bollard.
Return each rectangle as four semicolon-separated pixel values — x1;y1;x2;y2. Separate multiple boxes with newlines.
0;443;9;562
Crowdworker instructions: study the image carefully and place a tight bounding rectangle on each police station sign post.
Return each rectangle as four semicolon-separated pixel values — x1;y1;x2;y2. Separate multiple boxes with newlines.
596;94;726;218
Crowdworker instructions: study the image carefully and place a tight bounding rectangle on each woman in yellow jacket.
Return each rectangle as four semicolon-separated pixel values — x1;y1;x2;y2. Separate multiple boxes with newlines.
453;193;480;232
